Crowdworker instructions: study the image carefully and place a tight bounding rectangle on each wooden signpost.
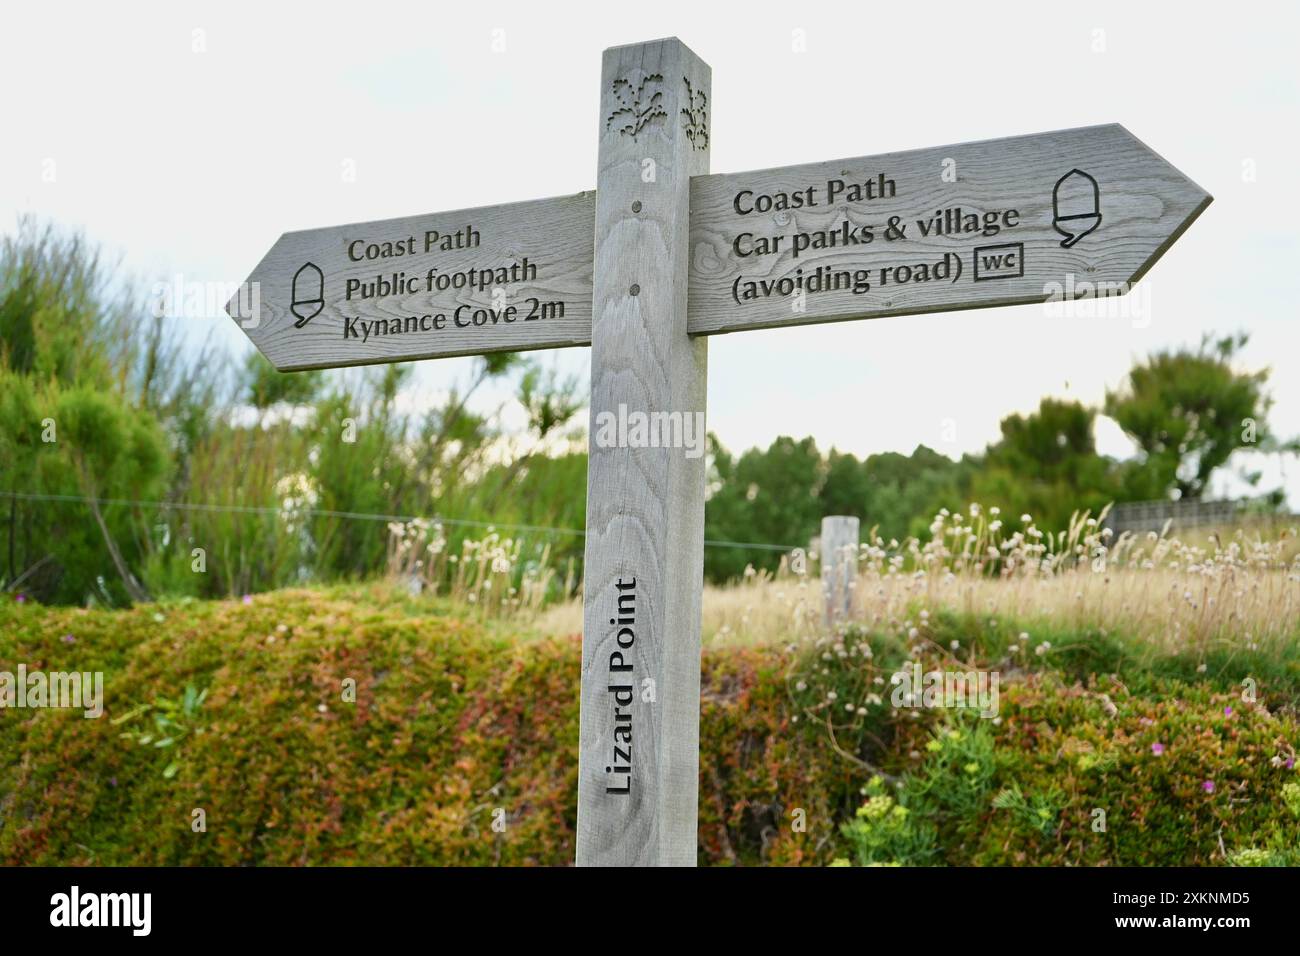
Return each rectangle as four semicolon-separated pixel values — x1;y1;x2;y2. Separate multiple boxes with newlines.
229;37;1211;867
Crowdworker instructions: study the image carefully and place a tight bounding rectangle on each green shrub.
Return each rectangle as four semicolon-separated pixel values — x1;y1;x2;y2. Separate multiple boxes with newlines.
991;783;1065;837
0;586;842;865
838;776;937;866
3;587;1298;866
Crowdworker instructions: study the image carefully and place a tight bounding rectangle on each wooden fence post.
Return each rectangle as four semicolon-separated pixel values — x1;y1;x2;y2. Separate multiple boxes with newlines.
820;515;859;627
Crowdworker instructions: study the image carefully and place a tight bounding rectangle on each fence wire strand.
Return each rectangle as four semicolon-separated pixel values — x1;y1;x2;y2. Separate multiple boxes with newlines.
0;490;798;553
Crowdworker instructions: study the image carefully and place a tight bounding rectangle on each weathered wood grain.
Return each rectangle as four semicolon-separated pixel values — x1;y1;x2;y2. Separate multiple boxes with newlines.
227;192;595;370
687;124;1211;336
577;37;711;867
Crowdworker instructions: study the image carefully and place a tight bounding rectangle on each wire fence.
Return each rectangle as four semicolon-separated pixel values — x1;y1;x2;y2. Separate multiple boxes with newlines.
0;489;800;553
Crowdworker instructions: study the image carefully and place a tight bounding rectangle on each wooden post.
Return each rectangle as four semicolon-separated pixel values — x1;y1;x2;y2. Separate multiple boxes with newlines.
576;38;711;866
820;515;859;627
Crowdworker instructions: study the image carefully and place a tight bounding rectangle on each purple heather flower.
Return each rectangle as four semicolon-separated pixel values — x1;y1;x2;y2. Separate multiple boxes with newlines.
1288;758;1296;771
1202;780;1215;793
61;634;76;644
15;593;26;604
242;594;253;605
1151;742;1165;756
1224;706;1233;717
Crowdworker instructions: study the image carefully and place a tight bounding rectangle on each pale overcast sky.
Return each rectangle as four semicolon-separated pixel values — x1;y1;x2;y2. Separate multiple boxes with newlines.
2;1;1297;506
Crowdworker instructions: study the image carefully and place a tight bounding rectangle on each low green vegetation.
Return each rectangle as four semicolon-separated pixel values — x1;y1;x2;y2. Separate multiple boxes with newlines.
2;586;1296;866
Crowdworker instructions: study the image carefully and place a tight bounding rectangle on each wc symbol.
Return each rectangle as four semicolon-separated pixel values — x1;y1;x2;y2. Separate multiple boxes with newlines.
290;262;324;328
1052;169;1102;249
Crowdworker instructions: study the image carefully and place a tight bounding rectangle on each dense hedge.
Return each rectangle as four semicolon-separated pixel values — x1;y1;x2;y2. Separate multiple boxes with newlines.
1;588;1297;865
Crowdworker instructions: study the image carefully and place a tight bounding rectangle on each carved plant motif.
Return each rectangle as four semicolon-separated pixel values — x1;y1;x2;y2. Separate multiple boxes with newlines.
606;73;667;141
681;76;708;151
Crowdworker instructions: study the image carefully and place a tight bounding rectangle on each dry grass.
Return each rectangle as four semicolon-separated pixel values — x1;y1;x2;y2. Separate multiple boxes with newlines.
533;505;1300;655
385;519;575;619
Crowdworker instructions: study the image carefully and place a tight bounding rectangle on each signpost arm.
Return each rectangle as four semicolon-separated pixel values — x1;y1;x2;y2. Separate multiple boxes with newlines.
577;37;712;866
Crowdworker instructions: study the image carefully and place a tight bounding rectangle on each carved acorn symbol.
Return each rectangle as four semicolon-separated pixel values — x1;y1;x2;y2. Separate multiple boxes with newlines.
290;261;324;328
1052;169;1102;249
